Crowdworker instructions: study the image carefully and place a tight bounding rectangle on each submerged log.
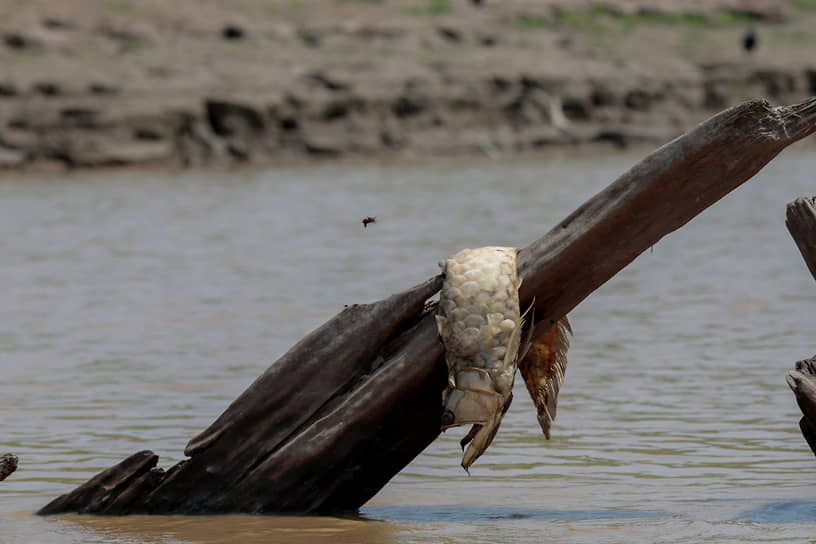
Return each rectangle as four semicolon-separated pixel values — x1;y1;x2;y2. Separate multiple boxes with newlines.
1;453;18;482
39;98;816;515
784;194;816;455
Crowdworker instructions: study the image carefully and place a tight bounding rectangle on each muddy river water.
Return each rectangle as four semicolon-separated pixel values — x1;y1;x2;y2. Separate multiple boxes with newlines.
1;149;815;543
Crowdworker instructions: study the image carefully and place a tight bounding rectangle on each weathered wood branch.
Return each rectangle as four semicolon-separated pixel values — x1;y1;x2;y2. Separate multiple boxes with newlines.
784;194;816;455
1;453;17;482
787;356;816;457
519;98;816;338
786;196;816;281
39;98;816;516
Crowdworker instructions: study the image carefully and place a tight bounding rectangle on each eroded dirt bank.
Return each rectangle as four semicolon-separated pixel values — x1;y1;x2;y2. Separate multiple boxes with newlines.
0;0;815;172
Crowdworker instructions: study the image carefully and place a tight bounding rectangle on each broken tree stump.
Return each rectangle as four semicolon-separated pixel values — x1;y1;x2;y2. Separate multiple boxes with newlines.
1;453;17;482
784;194;816;455
39;97;816;516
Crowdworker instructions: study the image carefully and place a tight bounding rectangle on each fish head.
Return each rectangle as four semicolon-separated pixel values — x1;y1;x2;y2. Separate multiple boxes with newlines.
440;369;502;429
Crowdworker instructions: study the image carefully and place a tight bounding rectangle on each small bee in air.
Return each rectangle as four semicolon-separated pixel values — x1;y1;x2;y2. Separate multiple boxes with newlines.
362;216;376;228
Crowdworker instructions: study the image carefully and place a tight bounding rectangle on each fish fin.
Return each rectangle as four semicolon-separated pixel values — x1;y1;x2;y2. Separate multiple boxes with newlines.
502;391;514;414
518;300;535;362
503;324;521;370
435;315;447;337
503;310;528;372
518;316;571;439
459;392;512;451
503;299;532;372
460;393;512;471
520;298;534;321
460;425;480;450
461;414;497;470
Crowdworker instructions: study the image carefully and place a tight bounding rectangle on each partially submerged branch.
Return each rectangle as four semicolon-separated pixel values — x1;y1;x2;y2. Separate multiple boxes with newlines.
39;98;816;516
518;98;816;339
1;453;18;482
784;193;816;455
786;196;816;281
787;356;816;457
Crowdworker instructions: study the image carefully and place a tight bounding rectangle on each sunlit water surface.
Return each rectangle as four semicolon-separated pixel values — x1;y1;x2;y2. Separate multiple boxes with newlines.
1;149;815;543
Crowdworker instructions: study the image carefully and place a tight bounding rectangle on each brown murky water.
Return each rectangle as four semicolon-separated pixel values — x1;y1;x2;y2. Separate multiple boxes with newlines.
2;150;816;543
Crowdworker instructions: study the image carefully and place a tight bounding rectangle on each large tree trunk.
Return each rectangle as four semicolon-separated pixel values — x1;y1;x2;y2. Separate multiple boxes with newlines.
784;195;816;455
39;98;816;516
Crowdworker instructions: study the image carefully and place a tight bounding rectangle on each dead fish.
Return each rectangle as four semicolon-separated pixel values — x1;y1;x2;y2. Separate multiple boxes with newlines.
435;246;572;471
435;246;525;471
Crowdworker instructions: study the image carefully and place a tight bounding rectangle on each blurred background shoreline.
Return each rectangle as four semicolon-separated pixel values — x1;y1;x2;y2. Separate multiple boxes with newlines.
0;0;815;174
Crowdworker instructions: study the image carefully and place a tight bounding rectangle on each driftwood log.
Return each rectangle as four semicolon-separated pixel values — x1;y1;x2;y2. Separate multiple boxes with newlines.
39;98;816;516
0;453;17;482
784;195;816;455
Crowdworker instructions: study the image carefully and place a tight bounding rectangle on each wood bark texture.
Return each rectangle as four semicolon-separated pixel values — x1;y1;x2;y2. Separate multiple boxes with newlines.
787;356;816;456
39;97;816;516
786;196;816;282
784;194;816;455
1;453;18;482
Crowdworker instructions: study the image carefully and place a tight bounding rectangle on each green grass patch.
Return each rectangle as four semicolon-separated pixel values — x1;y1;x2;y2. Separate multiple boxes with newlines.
679;25;705;49
774;28;816;43
551;6;611;33
792;0;816;11
515;14;548;29
103;0;141;13
620;10;756;30
297;28;319;47
543;7;755;34
405;0;453;16
632;11;754;28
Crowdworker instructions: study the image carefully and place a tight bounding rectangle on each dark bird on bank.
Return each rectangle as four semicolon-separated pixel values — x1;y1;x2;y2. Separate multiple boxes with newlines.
742;28;757;53
362;216;376;228
222;25;245;40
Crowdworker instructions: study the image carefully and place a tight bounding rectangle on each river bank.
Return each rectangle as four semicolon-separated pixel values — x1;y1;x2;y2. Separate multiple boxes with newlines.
1;0;815;172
